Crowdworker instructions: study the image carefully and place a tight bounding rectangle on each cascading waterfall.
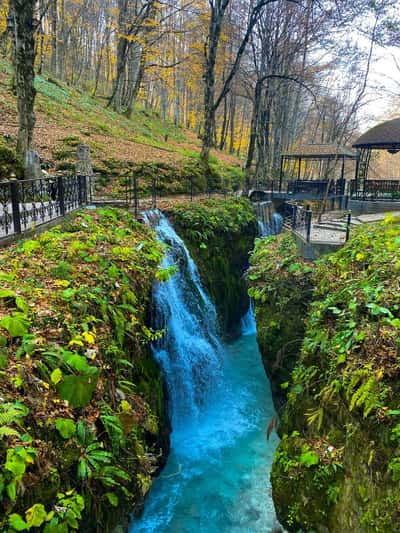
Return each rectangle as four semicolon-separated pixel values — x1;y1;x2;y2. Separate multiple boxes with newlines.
142;209;224;428
130;210;280;533
253;201;283;236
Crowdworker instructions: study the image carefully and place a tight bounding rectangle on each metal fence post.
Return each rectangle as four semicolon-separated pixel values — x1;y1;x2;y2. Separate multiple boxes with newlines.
291;205;297;229
57;176;65;216
10;180;21;234
346;211;351;242
77;175;86;205
306;208;312;243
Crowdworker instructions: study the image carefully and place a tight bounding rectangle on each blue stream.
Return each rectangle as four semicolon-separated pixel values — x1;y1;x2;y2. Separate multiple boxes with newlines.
130;212;280;533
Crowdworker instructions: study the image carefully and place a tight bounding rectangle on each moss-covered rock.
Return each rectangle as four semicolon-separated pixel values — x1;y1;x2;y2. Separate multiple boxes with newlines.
247;234;315;411
167;197;257;335
0;208;170;532
0;137;24;180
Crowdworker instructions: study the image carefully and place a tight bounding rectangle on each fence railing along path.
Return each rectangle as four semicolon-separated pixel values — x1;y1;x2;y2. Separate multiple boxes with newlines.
90;173;236;217
0;175;88;241
282;202;352;244
0;173;236;243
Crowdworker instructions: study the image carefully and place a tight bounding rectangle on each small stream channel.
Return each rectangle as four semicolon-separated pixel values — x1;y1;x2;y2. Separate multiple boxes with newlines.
130;212;280;532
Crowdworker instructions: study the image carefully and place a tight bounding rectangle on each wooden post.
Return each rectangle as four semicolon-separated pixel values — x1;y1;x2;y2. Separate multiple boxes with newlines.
298;157;302;180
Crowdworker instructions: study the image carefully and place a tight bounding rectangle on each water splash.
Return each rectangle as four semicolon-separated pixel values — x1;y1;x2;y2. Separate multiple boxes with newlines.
142;210;224;428
130;210;280;532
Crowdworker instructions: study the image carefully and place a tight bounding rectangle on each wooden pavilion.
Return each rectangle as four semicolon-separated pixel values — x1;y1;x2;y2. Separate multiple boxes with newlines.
352;117;400;200
278;143;358;195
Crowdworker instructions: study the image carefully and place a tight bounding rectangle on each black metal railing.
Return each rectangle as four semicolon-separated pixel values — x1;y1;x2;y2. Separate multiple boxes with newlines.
282;202;352;243
250;178;346;198
90;173;236;217
350;179;400;200
287;179;345;196
0;175;88;241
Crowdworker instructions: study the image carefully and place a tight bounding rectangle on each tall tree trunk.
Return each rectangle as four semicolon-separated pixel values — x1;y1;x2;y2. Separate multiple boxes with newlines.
245;78;262;189
10;0;37;160
50;0;58;74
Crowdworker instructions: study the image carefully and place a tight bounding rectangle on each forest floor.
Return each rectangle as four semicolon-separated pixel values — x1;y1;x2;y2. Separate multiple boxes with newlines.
0;59;242;177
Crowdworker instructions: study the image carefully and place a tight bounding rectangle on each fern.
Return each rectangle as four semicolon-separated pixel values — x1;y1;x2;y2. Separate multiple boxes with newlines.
306;407;324;430
0;402;29;427
0;427;20;439
349;376;380;417
100;414;125;453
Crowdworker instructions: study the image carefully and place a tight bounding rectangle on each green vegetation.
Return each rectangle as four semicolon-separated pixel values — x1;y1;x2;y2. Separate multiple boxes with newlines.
250;217;400;532
95;158;243;200
0;209;169;532
248;233;314;409
168;197;257;334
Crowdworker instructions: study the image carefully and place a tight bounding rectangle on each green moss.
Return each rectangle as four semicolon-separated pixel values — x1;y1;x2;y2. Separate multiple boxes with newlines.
248;233;315;410
0;138;24;180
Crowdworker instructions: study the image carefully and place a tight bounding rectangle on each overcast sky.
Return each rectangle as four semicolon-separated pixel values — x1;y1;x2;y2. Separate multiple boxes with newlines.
359;37;400;130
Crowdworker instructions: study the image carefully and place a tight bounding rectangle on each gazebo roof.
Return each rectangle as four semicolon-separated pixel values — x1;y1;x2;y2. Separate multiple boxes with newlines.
353;118;400;150
282;144;358;160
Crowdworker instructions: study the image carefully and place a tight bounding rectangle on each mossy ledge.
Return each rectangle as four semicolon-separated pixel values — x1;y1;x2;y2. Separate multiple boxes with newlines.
249;218;400;532
166;198;258;336
0;208;170;532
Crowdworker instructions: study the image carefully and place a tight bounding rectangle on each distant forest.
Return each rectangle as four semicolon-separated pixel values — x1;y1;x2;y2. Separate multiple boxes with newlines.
1;0;399;177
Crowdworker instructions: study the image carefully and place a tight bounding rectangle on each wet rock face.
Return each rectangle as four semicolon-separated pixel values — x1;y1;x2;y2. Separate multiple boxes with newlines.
247;234;314;412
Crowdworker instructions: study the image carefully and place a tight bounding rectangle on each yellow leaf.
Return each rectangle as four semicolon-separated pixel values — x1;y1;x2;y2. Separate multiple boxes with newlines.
82;331;95;344
69;338;84;347
54;280;70;287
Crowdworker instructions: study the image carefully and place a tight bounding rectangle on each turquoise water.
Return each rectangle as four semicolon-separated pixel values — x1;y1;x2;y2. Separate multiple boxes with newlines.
130;212;280;532
130;326;280;533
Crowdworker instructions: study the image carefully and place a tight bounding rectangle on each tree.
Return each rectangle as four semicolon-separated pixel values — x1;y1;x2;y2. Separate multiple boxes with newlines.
200;0;300;173
9;0;37;160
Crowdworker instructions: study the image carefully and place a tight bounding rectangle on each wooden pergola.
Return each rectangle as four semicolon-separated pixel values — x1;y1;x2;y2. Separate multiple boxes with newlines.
278;144;359;193
352;118;400;199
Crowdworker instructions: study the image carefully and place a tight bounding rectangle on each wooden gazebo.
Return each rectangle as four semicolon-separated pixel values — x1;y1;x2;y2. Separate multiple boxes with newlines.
352;118;400;200
278;144;358;195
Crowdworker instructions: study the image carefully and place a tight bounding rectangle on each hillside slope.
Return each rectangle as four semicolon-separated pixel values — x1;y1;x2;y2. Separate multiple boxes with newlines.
0;59;242;184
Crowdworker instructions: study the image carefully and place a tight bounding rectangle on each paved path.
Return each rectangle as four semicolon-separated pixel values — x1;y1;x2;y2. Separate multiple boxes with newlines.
302;209;400;245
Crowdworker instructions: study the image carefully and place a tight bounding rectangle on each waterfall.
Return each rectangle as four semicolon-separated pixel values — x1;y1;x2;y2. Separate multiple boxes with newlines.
142;210;224;429
253;201;283;236
131;210;280;533
240;302;257;336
